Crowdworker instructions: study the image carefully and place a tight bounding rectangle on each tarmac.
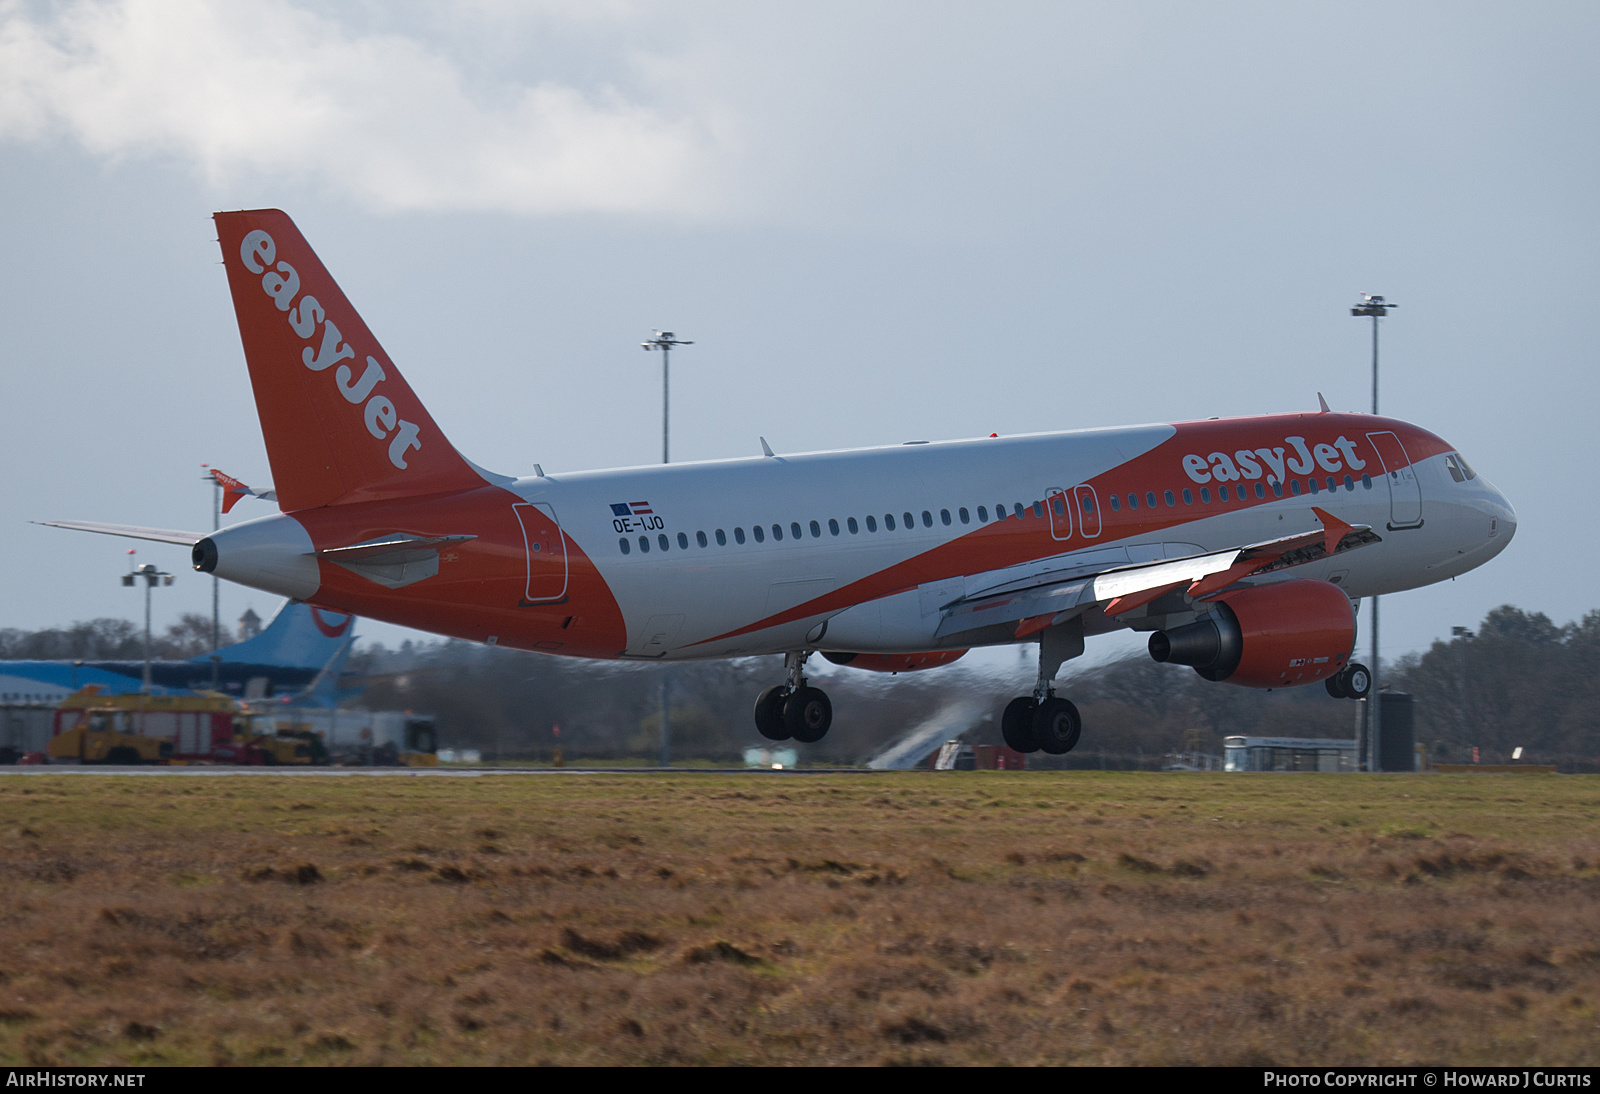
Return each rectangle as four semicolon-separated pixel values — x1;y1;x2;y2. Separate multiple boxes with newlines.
0;765;873;777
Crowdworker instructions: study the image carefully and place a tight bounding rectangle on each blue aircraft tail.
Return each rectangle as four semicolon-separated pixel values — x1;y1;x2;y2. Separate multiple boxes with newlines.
202;602;356;670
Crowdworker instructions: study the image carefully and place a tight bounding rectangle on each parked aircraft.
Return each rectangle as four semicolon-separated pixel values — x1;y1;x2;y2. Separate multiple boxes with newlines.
0;600;356;701
42;210;1516;753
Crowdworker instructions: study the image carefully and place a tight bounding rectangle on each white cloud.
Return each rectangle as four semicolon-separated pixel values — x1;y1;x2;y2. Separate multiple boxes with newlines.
0;0;727;216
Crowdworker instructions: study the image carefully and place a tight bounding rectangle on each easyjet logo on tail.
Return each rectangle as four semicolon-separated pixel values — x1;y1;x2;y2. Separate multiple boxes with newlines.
239;230;422;471
1181;435;1368;485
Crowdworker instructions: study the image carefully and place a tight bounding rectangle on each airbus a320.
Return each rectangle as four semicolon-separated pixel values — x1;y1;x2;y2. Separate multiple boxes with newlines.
44;210;1517;755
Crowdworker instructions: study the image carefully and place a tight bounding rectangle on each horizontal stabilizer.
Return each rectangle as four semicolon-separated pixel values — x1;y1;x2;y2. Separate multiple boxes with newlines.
315;534;476;562
34;520;204;546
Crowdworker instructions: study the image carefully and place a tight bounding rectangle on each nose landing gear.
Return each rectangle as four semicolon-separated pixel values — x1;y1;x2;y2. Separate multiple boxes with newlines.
1325;662;1372;700
752;651;833;744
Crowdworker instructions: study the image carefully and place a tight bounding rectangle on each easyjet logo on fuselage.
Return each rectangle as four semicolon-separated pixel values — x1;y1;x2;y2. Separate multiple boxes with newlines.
239;230;422;471
1181;434;1368;486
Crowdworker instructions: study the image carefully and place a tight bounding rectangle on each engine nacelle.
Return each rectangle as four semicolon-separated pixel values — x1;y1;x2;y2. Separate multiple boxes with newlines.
191;513;321;601
821;650;967;673
1147;579;1355;689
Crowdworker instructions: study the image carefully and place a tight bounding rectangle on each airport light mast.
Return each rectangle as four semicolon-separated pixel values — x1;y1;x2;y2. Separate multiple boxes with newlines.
122;554;174;694
203;465;221;652
642;330;693;767
642;331;693;464
1351;293;1396;771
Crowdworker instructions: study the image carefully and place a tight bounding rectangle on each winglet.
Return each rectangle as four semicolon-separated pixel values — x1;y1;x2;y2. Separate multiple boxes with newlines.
1312;506;1354;558
209;468;274;514
759;436;775;457
1317;392;1331;413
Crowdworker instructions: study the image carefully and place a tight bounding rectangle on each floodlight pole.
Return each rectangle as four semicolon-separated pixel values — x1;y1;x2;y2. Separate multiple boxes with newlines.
642;331;693;464
1452;626;1472;751
642;331;693;766
124;562;173;694
1351;294;1396;770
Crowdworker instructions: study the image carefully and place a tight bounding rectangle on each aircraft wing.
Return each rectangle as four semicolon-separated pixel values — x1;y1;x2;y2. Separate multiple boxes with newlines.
935;507;1378;642
34;520;206;546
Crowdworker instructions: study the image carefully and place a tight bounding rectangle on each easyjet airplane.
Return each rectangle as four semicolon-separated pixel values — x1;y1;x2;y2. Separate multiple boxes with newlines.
44;210;1516;754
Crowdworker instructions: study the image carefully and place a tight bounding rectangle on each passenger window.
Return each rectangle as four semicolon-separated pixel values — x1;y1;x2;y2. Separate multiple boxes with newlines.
1163;490;1175;507
885;514;896;531
1326;477;1337;492
639;536;650;553
978;506;988;522
1014;503;1025;518
1181;488;1193;505
774;524;785;541
828;518;839;536
941;509;952;526
994;504;1005;520
958;508;969;524
809;520;821;538
1109;495;1121;512
659;534;670;551
1362;474;1372;489
1344;475;1354;491
787;522;798;540
867;515;878;532
716;529;727;546
678;532;689;549
1289;480;1301;496
1218;485;1229;501
1032;501;1043;518
696;531;707;547
1128;493;1139;510
1081;494;1094;514
619;537;630;555
922;511;933;528
1145;492;1157;509
1254;482;1266;499
1052;497;1065;516
1200;487;1211;503
753;525;765;543
1271;481;1283;498
905;512;916;529
734;527;746;544
848;517;859;534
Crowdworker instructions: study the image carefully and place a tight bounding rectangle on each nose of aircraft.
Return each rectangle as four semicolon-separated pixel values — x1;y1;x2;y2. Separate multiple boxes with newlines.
1481;484;1517;553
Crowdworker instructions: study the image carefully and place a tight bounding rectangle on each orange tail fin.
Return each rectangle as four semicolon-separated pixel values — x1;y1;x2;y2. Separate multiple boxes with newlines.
214;209;486;512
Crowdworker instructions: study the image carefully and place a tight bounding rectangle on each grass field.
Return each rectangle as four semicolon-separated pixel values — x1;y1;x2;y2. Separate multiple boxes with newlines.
0;770;1597;1066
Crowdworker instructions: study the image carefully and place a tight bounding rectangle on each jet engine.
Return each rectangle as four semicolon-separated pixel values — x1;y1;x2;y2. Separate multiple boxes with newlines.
1146;579;1355;689
821;650;967;673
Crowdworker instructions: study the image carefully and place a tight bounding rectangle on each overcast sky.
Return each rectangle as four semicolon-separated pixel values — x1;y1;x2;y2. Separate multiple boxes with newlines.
1;1;1594;675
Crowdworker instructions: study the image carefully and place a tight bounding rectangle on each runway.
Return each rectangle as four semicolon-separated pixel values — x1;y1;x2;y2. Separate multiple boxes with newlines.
0;765;872;777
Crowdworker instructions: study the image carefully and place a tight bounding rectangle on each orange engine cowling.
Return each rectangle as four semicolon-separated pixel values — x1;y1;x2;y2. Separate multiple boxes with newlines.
821;650;967;673
1147;579;1355;689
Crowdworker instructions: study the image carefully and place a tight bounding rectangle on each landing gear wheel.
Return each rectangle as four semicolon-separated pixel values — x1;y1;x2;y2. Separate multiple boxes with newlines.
754;685;791;740
1340;663;1371;699
1031;697;1082;755
1001;697;1040;753
783;687;832;743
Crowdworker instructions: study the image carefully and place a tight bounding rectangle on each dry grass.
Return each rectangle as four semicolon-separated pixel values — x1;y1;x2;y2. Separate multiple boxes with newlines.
0;771;1597;1065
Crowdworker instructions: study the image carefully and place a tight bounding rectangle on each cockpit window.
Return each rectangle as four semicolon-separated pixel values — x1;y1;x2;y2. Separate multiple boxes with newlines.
1456;453;1477;480
1444;454;1465;483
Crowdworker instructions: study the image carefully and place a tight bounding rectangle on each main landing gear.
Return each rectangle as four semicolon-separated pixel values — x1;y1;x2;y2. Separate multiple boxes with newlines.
1325;662;1372;700
754;651;833;744
1001;620;1086;755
